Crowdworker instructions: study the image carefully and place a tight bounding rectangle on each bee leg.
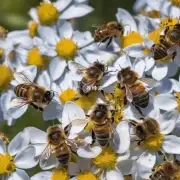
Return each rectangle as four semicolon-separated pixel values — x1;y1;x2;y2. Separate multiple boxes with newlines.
106;37;112;48
134;105;144;117
91;130;96;146
30;103;39;110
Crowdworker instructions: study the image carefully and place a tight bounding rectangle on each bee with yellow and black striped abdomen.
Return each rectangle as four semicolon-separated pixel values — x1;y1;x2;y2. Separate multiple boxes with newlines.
117;67;156;113
90;104;113;147
150;161;180;180
40;122;85;168
94;21;124;47
11;72;54;111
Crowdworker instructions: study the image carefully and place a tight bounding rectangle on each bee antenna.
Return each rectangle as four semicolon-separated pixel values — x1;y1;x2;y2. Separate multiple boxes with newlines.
50;90;59;95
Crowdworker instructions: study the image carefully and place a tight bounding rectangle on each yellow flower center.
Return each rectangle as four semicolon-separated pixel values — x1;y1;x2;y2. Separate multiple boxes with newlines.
77;171;97;180
29;21;38;38
51;168;68;180
169;0;180;7
28;48;50;69
0;153;16;175
148;28;162;44
37;2;59;25
140;9;161;18
92;147;117;169
113;111;124;124
75;91;98;111
175;92;180;111
0;132;9;145
140;133;165;152
56;38;78;61
0;26;8;39
59;88;78;104
160;17;178;29
121;31;144;48
0;65;13;92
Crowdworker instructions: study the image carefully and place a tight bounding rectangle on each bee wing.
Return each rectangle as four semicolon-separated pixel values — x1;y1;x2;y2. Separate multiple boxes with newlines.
71;119;90;126
139;78;158;88
125;85;133;102
39;144;55;169
9;98;32;108
82;78;98;94
68;61;86;74
14;72;33;84
167;41;180;54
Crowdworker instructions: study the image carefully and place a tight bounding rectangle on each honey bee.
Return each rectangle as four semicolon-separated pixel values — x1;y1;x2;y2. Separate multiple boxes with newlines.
129;117;160;142
150;161;180;180
40;123;85;168
117;67;156;113
69;61;106;95
94;21;124;47
89;104;113;147
151;23;180;61
10;72;54;111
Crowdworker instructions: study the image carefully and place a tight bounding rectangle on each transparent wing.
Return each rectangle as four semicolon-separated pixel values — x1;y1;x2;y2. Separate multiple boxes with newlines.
71;119;89;126
9;98;32;108
69;61;86;74
125;85;133;102
14;72;33;84
139;78;158;88
39;144;52;168
167;41;180;55
82;78;97;94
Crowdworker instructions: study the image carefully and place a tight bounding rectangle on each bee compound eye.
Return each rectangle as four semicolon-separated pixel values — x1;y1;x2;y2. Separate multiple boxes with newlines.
95;110;105;119
88;68;98;77
49;132;60;140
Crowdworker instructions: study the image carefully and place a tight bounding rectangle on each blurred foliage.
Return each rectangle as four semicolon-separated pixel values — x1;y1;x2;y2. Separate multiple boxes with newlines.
0;0;133;176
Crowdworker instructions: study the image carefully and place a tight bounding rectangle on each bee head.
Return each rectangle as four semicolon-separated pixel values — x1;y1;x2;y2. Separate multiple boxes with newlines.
93;104;107;119
174;23;180;31
135;125;146;140
47;125;62;143
94;62;105;72
43;91;54;103
117;67;133;82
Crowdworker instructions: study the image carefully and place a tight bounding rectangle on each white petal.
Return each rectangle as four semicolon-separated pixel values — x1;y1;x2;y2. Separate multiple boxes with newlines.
68;162;79;176
162;135;180;154
8;131;30;156
61;4;94;19
7;105;28;119
31;171;52;180
43;102;63;120
37;71;51;89
77;145;102;158
29;8;39;22
102;169;124;180
152;64;168;81
32;144;47;157
166;62;178;78
53;0;72;11
154;94;177;111
133;58;145;77
158;110;179;134
0;90;13;112
38;26;59;46
72;31;94;48
101;75;117;89
116;8;137;34
61;101;86;128
26;127;47;144
49;57;67;81
113;122;130;154
123;44;144;58
155;78;173;94
9;169;29;180
116;159;135;175
0;139;6;154
58;20;73;39
14;146;38;169
114;54;132;69
133;0;146;12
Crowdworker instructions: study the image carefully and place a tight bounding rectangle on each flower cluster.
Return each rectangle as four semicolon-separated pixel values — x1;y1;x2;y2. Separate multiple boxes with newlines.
0;0;180;179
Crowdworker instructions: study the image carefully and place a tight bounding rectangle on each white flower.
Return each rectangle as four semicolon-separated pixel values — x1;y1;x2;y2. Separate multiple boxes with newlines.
129;110;180;179
0;130;38;180
24;102;88;170
29;0;94;26
36;20;96;81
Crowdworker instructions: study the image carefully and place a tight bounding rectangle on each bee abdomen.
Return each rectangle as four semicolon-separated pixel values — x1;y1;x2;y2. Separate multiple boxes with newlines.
95;132;110;147
57;153;70;165
133;92;149;108
14;84;29;98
